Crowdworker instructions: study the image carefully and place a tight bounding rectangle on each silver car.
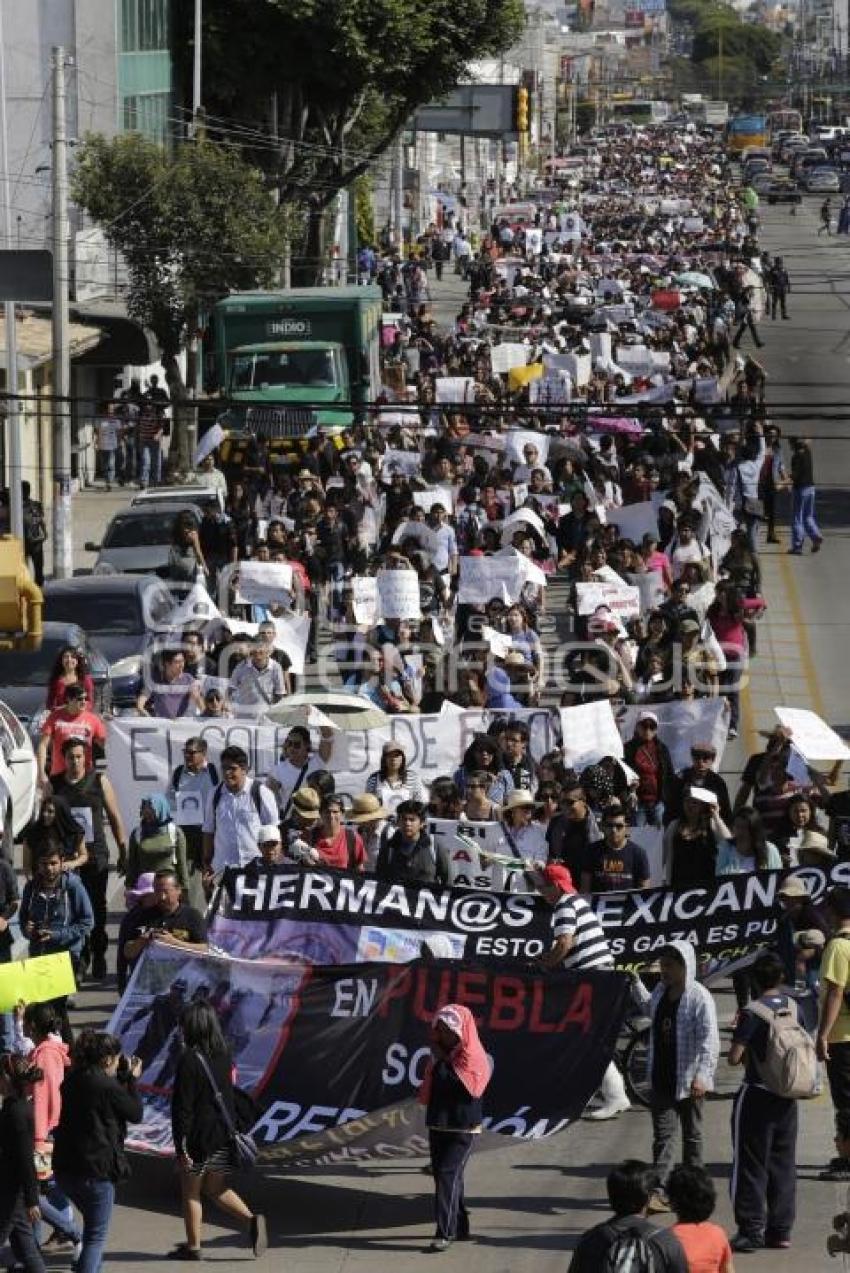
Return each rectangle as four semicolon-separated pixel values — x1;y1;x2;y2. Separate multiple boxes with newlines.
86;502;202;576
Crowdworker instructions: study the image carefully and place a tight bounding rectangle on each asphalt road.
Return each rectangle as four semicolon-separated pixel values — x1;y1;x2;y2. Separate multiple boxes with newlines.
35;203;850;1272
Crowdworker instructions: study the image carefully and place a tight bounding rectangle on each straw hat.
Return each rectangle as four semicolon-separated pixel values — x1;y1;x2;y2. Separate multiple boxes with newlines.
347;793;390;824
798;830;835;860
502;789;536;813
291;788;321;821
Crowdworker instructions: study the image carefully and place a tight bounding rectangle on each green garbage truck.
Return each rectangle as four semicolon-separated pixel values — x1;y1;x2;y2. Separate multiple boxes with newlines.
207;285;384;438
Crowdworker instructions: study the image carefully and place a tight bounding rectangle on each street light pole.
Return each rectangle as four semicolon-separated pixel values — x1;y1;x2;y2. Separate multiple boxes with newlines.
0;0;22;541
51;45;72;580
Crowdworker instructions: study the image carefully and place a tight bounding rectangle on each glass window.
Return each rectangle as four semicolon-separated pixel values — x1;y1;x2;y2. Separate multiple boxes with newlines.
123;92;171;144
120;0;169;52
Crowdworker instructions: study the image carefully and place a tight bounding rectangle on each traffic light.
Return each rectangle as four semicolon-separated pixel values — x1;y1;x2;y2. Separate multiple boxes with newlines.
0;536;43;651
515;86;530;133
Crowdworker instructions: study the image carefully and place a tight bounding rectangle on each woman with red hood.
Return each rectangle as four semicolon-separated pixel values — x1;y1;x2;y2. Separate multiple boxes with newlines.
418;1004;492;1253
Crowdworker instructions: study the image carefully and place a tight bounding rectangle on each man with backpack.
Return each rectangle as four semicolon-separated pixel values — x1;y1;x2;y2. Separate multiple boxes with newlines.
568;1159;688;1272
728;951;815;1252
201;744;279;887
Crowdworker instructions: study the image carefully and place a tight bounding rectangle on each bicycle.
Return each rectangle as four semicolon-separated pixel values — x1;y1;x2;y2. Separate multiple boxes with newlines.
614;1013;652;1108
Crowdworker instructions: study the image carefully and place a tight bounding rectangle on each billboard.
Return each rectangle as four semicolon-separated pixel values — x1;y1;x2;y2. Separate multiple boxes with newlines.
413;84;519;138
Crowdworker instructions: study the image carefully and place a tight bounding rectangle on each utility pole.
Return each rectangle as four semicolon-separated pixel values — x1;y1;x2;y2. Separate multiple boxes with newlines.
0;0;21;541
51;45;72;579
394;133;404;253
718;24;723;102
192;0;202;132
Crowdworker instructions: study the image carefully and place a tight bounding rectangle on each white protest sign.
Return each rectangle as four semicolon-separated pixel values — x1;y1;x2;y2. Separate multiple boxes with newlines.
559;700;624;770
412;486;455;514
175;790;205;827
458;555;524;604
589;332;612;362
435;377;475;404
627;570;666;613
351;576;379;627
502;507;548;542
430;818;509;891
490;343;529;375
616;344;651;371
689;582;716;622
272;613;311;676
616;698;730;771
166;582;221;628
575;581;641;619
481;625;513;659
237;561;293;604
610;502;659;544
561;352;591;388
524;227;543;256
381;449;421;478
773;708;850;763
376;569;422;620
530;375;571;405
505;430;550;466
193;423;225;465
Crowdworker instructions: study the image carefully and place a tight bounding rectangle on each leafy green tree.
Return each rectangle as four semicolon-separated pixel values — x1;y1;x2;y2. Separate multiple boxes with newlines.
175;0;525;278
71;133;288;464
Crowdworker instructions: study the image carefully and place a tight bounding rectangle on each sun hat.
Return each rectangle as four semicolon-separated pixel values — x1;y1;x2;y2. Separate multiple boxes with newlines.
291;788;321;821
347;793;390;824
777;877;808;899
125;872;156;906
502;789;536;813
258;825;282;845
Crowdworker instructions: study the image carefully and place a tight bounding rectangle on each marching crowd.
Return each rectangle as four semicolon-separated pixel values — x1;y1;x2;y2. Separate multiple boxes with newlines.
0;118;846;1271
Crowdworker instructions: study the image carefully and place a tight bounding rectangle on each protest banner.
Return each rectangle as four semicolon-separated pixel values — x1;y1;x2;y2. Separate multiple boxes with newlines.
627;570;665;612
380;450;421;479
561;352;592;388
616;698;730;770
210;858;850;979
502;507;548;542
351;576;378;627
458;555;523;604
490;343;529;375
575;581;641;620
530;375;571;405
166;582;221;628
434;377;474;404
193;423;225;466
505;429;550;466
111;942;629;1164
271;613;311;676
429;817;512;890
609;502;659;544
411;486;455;514
106;707;561;830
481;624;513;659
376;569;422;620
774;707;850;763
0;952;76;1013
560;700;624;770
237;561;294;604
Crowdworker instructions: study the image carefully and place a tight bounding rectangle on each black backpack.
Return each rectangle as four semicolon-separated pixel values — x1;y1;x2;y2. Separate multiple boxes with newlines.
601;1224;665;1273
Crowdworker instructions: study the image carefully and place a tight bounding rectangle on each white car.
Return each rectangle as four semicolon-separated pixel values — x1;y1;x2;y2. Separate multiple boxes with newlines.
806;168;841;193
131;485;225;514
0;700;37;859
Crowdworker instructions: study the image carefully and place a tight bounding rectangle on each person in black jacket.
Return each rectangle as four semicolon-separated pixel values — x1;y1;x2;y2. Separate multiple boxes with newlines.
170;1002;267;1261
375;800;449;886
0;1053;47;1273
418;1004;492;1253
52;1030;143;1273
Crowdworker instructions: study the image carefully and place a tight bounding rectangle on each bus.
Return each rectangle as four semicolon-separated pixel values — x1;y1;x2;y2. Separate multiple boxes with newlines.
727;114;768;153
610;99;671;126
767;108;803;141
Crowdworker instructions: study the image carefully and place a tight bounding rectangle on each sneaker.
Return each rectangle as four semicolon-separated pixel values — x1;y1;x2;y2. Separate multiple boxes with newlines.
249;1214;267;1258
812;537;823;553
430;1238;452;1252
583;1097;631;1120
166;1246;202;1261
765;1237;791;1249
730;1233;763;1253
41;1235;77;1254
728;727;739;739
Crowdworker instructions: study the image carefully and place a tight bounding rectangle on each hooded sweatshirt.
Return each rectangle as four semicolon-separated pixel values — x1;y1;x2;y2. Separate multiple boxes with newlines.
634;938;720;1102
31;1033;71;1148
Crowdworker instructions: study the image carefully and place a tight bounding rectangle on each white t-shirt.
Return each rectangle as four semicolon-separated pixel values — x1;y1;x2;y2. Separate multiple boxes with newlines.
270;754;324;813
97;418;121;451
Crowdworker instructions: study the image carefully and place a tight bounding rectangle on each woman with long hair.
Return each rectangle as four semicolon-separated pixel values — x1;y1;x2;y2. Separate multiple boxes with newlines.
365;740;424;812
52;1030;143;1273
0;1053;47;1273
124;795;189;894
664;790;726;887
170;1002;266;1260
418;1004;492;1252
21;798;86;877
716;807;782;875
452;734;514;806
46;646;94;711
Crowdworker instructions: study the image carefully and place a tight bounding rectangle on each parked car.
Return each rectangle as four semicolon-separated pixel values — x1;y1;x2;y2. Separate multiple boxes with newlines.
85;503;202;576
766;179;802;205
130;485;225;514
0;701;37;857
43;575;178;710
806;167;841;193
0;622;111;729
750;172;775;194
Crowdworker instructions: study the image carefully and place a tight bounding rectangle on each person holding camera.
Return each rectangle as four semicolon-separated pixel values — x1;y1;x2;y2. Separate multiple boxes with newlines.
52;1030;143;1273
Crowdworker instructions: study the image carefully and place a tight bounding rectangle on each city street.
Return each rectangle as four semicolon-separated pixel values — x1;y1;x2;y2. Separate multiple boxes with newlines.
55;196;850;1272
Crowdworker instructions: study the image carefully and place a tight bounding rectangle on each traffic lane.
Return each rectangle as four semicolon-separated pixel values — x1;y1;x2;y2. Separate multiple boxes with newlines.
752;203;850;736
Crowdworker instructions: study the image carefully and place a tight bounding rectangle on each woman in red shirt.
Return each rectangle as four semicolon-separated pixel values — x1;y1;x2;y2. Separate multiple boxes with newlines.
305;796;365;872
46;646;94;711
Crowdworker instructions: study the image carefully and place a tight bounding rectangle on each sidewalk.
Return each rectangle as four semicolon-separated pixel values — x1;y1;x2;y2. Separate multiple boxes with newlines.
48;483;148;577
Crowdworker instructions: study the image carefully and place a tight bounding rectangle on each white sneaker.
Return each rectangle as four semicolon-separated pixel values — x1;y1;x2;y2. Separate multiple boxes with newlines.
583;1097;631;1121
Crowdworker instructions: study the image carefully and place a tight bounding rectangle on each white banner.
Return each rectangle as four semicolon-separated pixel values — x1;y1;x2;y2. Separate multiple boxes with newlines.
490;343;529;375
559;700;624;770
616;698;730;771
458;555;523;605
505;430;550;466
381;449;421;478
272;613;311;676
430;818;512;891
773;707;850;763
237;561;293;604
575;581;641;620
376;568;421;620
412;486;455;514
435;376;475;404
609;502;659;544
351;577;378;627
166;582;221;628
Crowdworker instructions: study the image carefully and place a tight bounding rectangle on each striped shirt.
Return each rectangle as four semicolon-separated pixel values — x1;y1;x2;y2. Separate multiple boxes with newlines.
551;895;613;971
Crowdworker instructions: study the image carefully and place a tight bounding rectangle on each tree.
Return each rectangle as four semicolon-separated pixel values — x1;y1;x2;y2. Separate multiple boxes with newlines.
71;133;288;465
174;0;525;278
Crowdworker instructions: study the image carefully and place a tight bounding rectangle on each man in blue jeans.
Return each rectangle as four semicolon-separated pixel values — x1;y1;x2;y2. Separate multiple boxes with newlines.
789;436;823;554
